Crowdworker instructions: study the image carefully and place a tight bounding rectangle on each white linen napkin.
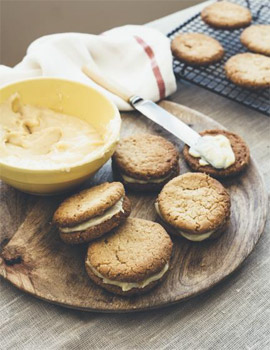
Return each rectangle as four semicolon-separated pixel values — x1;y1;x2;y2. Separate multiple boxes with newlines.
0;25;177;111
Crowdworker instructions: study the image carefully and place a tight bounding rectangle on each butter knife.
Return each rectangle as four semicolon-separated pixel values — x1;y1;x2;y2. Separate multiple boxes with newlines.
82;62;200;148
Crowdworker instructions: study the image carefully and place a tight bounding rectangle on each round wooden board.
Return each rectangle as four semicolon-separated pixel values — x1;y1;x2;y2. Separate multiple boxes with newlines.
0;101;267;313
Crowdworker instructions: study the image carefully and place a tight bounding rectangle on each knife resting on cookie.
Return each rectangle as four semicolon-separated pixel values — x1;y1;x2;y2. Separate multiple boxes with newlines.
82;62;230;169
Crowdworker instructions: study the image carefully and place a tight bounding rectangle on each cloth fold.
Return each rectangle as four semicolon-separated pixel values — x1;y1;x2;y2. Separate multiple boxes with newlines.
0;25;177;110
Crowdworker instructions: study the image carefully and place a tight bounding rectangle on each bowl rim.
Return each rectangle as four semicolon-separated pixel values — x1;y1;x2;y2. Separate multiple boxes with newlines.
0;77;121;173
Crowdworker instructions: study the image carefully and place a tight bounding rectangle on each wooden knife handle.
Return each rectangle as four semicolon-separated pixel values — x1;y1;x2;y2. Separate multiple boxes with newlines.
82;62;133;103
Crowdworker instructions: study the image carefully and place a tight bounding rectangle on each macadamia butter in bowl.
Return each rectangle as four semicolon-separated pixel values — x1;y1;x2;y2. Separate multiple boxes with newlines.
0;78;121;195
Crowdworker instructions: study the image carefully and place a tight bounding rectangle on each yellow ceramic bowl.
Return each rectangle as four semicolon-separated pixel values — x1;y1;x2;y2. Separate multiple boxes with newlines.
0;78;121;195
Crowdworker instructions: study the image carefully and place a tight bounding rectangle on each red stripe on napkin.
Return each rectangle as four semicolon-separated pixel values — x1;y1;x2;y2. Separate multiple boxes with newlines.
134;35;166;100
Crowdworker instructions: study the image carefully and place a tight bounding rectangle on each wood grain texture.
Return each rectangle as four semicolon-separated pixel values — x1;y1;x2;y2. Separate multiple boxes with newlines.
0;101;267;312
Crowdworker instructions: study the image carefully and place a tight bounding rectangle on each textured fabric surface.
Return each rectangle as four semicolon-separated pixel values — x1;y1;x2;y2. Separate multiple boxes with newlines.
0;25;176;111
0;218;269;350
1;2;270;349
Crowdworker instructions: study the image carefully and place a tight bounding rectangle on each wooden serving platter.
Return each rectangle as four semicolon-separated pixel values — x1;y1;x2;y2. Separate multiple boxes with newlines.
0;101;267;313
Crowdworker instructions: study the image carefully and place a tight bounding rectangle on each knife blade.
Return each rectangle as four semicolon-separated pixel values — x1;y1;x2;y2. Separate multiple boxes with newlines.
129;96;201;148
82;63;201;148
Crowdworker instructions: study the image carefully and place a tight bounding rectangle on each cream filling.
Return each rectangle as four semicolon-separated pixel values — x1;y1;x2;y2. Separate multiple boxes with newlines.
60;197;124;233
155;202;215;242
189;135;235;169
180;230;214;242
121;172;172;184
86;261;169;291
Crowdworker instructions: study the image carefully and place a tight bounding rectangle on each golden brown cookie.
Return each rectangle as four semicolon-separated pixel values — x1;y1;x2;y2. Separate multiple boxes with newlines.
225;53;270;88
240;25;270;56
53;182;131;244
201;1;252;29
156;173;230;242
171;33;224;65
112;134;180;192
183;129;250;178
85;218;173;296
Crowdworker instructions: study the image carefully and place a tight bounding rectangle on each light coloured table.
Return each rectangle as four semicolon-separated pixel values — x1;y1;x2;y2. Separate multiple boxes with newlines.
1;2;269;349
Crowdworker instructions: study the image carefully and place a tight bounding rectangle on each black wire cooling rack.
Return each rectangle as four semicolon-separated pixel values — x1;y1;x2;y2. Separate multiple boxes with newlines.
167;0;270;116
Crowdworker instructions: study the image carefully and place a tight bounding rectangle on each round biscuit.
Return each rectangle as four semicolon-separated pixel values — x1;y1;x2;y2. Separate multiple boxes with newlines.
157;211;230;241
112;160;180;192
59;196;131;244
157;173;231;235
85;218;173;295
171;33;224;65
201;1;252;29
85;266;167;296
183;129;250;178
225;53;270;88
241;25;270;56
112;134;179;180
53;182;125;227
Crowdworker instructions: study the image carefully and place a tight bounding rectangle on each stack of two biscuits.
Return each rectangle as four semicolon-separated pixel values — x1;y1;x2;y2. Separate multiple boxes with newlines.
155;129;250;243
53;181;173;296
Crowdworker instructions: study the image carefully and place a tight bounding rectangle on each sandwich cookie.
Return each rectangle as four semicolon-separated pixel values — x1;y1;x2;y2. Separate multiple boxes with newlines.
183;129;250;179
225;53;270;88
171;33;224;66
240;25;270;56
53;182;131;244
201;1;252;29
112;134;180;191
155;173;231;242
85;218;173;296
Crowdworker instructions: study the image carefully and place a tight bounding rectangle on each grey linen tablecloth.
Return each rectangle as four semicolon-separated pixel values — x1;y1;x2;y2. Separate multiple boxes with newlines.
1;1;270;349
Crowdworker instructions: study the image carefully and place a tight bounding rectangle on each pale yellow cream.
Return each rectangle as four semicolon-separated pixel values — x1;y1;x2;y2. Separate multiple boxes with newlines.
122;172;171;184
86;261;169;291
189;135;235;169
60;197;124;233
0;94;104;170
155;202;214;242
180;231;214;242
